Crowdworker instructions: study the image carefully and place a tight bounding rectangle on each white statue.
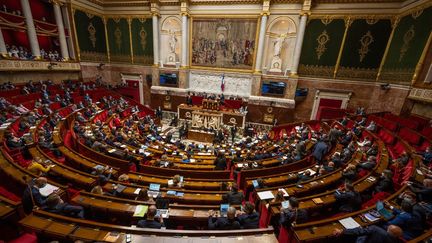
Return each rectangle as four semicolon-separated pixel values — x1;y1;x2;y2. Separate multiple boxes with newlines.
273;34;287;57
169;30;177;54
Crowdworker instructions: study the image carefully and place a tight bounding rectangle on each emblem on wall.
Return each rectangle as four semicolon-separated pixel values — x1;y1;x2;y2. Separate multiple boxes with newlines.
115;27;122;50
139;27;147;51
88;23;97;48
358;31;374;62
399;25;415;62
315;30;330;60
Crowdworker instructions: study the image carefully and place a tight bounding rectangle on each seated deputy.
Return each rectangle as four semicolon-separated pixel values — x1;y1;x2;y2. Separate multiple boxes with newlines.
137;205;164;229
237;202;259;229
208;206;240;230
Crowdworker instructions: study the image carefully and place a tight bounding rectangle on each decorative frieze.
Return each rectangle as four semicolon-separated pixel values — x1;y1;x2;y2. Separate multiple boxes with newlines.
408;87;432;103
0;60;81;71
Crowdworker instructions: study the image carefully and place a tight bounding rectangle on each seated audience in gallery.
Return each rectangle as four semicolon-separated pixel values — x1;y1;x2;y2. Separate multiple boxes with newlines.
208;206;240;230
137;205;164;229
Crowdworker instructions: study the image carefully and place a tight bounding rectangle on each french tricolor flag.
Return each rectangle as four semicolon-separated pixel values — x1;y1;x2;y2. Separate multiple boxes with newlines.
221;74;225;92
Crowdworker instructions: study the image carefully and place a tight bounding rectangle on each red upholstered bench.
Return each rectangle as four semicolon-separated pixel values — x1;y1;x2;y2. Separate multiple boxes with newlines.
8;233;37;243
398;127;421;146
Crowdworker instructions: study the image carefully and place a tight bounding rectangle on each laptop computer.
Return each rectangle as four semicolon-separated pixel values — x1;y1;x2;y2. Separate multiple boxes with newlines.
149;183;160;192
252;180;259;188
220;204;229;217
376;201;393;220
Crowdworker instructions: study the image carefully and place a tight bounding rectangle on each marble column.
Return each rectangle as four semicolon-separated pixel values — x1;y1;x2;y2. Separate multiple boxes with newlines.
254;14;268;73
152;14;160;65
20;0;41;58
181;14;188;67
0;27;7;56
290;13;308;76
53;2;69;60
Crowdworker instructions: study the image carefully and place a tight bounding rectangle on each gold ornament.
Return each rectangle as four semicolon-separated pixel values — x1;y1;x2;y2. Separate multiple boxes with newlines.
139;27;147;51
88;23;96;48
115;27;122;50
399;25;415;62
358;31;374;62
315;30;330;60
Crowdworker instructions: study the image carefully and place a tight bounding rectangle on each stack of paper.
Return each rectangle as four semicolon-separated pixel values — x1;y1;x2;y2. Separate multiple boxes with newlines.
133;205;149;217
339;217;361;229
39;184;59;197
257;191;274;200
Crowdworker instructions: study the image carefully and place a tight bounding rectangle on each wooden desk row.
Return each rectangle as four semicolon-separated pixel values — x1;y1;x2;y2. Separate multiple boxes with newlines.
253;150;362;201
29;147;97;190
269;141;389;215
19;210;276;242
102;183;225;205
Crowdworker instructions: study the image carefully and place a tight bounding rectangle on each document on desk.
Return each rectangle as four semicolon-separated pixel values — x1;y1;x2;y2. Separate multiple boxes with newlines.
103;232;120;242
257;191;275;200
39;184;59;197
133;205;149;217
339;217;361;229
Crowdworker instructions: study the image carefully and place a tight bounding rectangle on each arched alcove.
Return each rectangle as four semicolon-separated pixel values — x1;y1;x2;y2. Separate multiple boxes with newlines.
160;16;182;66
263;17;297;75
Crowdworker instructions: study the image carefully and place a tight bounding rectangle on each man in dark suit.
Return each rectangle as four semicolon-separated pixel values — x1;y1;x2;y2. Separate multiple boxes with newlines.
137;205;164;229
22;177;49;214
312;139;328;163
208;206;240;230
237;202;259;229
333;224;402;243
334;182;362;213
223;183;244;205
44;194;84;219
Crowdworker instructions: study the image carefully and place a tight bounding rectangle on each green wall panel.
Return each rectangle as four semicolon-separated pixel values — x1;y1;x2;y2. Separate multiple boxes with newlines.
337;19;391;80
107;18;131;63
298;18;345;77
382;6;432;82
131;18;153;65
74;9;108;62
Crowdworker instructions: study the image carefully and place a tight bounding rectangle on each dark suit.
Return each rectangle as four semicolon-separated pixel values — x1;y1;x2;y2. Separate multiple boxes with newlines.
312;141;328;162
208;216;240;230
22;183;47;214
224;191;244;205
341;225;399;243
279;208;308;227
137;219;164;229
335;190;362;213
238;212;259;229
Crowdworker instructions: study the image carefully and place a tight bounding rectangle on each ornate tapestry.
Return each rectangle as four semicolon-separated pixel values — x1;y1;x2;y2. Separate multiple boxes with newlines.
381;6;432;83
73;9;108;62
131;18;153;65
107;18;131;63
298;18;345;78
337;19;392;80
191;18;258;70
